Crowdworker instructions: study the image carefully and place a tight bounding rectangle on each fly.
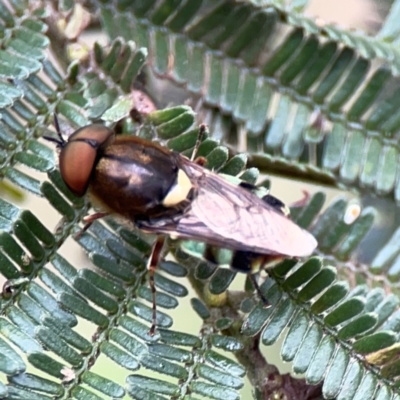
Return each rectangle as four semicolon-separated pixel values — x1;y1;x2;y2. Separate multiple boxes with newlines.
44;116;317;335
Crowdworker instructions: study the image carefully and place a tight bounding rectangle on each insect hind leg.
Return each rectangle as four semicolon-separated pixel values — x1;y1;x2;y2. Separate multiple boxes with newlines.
148;235;165;336
201;246;274;308
238;181;291;217
261;194;289;216
231;251;272;308
191;124;207;163
248;273;270;307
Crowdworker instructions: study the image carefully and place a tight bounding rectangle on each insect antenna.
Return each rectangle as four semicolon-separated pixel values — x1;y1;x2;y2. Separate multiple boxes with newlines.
42;113;67;147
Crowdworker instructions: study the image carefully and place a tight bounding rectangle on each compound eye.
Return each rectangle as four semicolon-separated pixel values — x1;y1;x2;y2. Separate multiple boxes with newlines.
59;140;97;196
59;125;114;196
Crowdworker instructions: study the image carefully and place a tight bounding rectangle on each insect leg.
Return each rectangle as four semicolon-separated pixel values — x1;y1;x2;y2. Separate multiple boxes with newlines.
290;190;310;208
148;235;165;336
203;245;218;264
191;124;207;162
248;273;270;308
263;190;311;215
231;251;272;307
75;212;109;238
261;194;290;216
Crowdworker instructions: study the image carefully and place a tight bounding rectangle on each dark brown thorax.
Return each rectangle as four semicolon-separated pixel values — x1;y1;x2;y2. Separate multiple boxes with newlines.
89;136;189;221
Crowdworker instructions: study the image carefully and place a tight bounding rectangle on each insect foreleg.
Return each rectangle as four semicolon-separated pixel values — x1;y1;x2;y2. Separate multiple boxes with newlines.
75;212;110;238
148;235;166;336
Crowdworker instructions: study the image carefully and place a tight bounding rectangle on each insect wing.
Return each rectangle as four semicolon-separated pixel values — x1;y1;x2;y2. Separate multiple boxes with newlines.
187;162;317;257
140;158;317;257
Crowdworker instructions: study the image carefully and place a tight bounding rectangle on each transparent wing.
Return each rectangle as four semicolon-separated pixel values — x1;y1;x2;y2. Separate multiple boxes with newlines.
140;159;317;257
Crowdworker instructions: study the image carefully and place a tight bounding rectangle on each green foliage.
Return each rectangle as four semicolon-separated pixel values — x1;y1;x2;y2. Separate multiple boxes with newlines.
1;0;400;399
100;0;400;199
